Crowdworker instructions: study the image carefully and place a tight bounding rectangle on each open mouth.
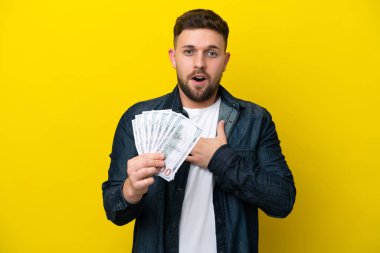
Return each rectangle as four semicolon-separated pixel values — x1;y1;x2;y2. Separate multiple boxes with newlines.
192;76;206;82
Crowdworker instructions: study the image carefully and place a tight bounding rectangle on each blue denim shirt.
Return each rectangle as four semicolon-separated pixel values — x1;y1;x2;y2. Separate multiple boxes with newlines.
102;85;296;253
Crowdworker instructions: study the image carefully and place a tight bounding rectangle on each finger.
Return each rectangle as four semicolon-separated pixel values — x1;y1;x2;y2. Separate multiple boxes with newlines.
129;155;165;172
142;152;165;160
133;166;160;181
133;177;155;191
185;155;196;163
141;158;165;169
216;120;227;142
140;153;166;168
190;138;203;154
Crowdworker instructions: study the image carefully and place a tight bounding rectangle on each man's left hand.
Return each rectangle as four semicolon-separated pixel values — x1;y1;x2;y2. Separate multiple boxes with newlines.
185;120;227;168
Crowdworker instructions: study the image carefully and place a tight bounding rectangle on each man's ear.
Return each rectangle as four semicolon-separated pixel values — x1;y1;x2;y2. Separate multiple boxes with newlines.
168;49;176;69
223;52;231;72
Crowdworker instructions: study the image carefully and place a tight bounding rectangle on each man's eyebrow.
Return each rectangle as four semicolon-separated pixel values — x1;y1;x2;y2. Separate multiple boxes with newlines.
208;45;221;50
181;45;221;50
181;45;195;49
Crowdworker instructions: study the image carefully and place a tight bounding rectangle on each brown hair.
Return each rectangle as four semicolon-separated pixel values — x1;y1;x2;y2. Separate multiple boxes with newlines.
173;9;229;50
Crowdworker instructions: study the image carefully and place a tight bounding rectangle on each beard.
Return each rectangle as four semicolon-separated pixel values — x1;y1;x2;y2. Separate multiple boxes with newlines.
177;71;222;103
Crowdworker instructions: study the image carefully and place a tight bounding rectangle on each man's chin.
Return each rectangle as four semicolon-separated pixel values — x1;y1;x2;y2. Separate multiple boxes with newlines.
178;78;219;103
186;87;216;102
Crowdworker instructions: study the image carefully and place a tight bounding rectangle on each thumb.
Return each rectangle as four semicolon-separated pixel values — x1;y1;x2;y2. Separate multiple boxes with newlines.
216;120;227;143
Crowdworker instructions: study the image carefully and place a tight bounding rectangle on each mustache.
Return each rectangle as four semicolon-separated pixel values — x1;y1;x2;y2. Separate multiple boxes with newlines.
187;68;210;79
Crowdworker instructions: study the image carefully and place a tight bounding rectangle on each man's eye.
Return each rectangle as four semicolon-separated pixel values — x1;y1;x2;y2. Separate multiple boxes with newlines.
184;50;193;55
208;51;217;57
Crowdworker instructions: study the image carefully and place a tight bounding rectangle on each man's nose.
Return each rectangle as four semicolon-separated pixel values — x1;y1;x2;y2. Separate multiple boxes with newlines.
193;53;206;69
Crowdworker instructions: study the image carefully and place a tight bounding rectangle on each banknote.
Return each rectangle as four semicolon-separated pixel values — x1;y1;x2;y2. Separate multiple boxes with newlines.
132;110;202;181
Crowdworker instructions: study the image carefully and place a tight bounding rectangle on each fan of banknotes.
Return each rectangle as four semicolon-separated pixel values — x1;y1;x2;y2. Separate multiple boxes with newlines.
132;110;202;181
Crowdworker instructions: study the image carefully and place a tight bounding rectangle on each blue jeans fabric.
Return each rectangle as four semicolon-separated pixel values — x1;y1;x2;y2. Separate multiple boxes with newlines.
102;85;296;253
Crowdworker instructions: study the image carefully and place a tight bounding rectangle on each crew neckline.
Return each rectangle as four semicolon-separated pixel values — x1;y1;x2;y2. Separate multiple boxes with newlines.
183;97;221;113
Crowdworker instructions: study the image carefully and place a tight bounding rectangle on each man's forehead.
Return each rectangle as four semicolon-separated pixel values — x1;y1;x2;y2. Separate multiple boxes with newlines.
175;29;225;49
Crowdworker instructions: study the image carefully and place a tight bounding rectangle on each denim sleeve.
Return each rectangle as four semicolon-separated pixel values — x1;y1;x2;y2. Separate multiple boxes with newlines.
208;111;296;218
101;111;142;226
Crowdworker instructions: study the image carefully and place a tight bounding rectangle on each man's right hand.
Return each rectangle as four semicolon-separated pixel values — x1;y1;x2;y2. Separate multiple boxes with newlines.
122;153;165;204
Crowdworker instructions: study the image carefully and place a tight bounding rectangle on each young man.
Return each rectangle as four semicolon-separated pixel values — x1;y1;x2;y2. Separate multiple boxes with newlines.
102;9;296;253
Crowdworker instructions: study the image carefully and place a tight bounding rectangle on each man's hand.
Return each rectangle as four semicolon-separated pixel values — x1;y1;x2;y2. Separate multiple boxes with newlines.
186;120;227;168
123;153;165;204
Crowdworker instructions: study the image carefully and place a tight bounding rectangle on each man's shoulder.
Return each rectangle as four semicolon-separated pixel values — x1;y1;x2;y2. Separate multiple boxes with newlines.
220;86;271;119
131;93;172;111
232;96;272;119
121;92;173;120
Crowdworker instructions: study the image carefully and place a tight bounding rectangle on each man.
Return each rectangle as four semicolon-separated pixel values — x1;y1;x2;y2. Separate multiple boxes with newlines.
102;9;296;253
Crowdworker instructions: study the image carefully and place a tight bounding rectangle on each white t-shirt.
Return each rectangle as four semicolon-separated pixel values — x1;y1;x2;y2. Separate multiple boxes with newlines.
179;98;221;253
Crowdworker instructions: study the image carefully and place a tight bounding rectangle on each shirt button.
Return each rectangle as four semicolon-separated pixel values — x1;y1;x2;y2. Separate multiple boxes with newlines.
173;222;177;228
177;187;183;192
217;218;222;224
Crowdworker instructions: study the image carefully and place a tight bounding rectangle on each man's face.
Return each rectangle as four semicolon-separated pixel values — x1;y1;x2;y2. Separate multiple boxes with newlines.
169;29;230;107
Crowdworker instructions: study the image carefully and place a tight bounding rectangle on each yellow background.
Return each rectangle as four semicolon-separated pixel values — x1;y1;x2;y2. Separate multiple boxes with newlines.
1;0;379;252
